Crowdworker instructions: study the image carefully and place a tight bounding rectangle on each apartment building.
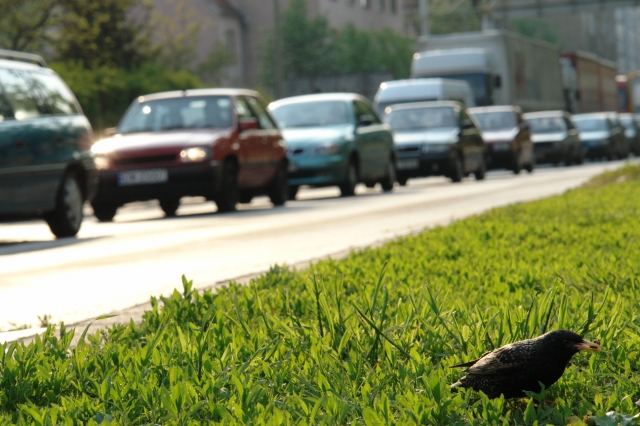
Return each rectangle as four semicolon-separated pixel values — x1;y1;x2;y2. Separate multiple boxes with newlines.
145;0;405;88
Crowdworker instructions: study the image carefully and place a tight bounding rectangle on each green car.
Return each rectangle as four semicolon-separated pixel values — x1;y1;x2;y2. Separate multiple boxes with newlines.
268;93;396;198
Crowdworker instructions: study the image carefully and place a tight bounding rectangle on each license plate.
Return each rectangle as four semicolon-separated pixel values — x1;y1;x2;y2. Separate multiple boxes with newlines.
118;169;168;186
397;159;419;170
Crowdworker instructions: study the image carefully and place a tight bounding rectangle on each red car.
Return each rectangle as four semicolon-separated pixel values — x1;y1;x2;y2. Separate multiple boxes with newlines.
90;89;288;221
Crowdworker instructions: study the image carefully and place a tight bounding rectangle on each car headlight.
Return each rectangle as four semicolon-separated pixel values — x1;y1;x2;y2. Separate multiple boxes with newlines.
94;155;111;170
311;143;340;156
422;143;450;153
180;147;212;162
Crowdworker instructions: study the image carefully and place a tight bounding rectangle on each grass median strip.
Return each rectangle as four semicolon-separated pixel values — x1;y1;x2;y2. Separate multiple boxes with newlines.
2;166;640;424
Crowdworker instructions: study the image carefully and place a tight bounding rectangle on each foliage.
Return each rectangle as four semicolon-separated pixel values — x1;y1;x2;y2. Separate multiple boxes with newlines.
3;169;640;423
50;61;204;132
0;0;61;52
261;0;414;90
54;0;153;69
510;18;560;46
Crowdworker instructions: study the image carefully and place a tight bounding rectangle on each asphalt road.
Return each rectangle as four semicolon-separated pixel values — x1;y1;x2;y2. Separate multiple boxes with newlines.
0;160;630;338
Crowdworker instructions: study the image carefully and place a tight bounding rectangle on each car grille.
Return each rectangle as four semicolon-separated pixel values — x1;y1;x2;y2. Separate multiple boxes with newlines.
112;154;177;166
397;146;420;152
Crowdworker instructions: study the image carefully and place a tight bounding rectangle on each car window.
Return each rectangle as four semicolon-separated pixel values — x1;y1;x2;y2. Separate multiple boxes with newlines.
384;106;459;131
471;111;516;131
353;100;381;124
29;71;80;115
235;97;258;120
246;96;276;129
0;91;13;121
270;100;351;128
0;68;42;120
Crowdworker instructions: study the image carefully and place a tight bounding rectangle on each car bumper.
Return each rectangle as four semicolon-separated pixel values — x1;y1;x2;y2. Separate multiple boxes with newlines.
533;142;566;163
396;151;450;177
581;141;611;158
485;144;516;168
94;161;221;205
287;155;347;186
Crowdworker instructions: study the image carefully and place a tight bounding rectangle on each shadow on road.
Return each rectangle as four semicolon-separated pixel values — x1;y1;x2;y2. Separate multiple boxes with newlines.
0;237;106;256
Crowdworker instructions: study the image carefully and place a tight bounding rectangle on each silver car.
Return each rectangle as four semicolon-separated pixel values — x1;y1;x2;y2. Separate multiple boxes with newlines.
523;111;583;166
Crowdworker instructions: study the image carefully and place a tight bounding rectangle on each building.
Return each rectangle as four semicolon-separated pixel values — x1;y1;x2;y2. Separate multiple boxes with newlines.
144;0;405;90
616;7;640;74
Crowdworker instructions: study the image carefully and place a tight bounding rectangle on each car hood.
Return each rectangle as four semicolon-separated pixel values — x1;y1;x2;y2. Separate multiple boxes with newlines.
578;130;610;141
92;129;229;154
531;132;567;143
481;128;518;142
393;128;459;145
281;126;353;146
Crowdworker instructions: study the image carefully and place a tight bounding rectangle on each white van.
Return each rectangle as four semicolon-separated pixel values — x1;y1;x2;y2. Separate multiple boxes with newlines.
373;78;476;115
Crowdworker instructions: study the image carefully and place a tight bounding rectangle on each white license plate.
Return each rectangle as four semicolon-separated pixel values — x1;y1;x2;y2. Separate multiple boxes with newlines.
118;169;168;186
397;159;419;170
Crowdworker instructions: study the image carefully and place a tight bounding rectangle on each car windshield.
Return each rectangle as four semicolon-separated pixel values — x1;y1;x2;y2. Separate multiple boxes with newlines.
118;96;233;134
573;118;608;132
270;100;350;128
384;107;458;131
471;111;517;131
526;116;566;133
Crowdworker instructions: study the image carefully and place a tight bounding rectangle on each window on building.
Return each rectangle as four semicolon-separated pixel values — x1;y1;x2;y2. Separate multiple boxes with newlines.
360;0;371;8
390;0;397;14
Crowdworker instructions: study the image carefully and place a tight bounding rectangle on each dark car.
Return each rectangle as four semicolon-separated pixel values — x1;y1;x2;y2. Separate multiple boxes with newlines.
382;101;486;184
605;112;631;158
572;113;627;160
468;105;534;174
522;111;583;166
618;113;640;155
0;49;97;238
268;93;396;198
90;89;288;221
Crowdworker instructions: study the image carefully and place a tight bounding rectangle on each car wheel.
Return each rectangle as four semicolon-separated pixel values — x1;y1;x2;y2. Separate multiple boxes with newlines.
288;185;299;200
511;152;522;175
159;198;180;217
380;158;396;192
449;155;463;183
474;155;486;181
45;172;84;238
397;175;408;186
216;161;238;213
365;182;376;188
238;192;253;204
524;157;535;173
268;163;288;207
92;202;118;222
574;147;585;165
339;161;357;197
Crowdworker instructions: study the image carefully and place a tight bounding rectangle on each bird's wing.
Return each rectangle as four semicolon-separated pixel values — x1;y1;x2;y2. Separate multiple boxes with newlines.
450;350;493;369
465;344;526;375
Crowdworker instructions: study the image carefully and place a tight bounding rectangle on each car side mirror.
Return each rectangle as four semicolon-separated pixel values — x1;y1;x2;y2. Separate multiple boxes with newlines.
358;114;375;127
238;117;259;132
103;127;117;137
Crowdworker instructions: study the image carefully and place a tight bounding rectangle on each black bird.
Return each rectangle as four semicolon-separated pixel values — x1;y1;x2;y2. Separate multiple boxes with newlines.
450;329;601;399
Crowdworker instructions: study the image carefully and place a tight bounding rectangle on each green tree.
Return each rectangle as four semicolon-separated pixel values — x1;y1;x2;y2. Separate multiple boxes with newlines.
55;0;153;69
0;0;61;52
510;18;559;45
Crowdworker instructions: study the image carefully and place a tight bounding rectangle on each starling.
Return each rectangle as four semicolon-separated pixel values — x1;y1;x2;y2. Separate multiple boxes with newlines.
450;329;601;399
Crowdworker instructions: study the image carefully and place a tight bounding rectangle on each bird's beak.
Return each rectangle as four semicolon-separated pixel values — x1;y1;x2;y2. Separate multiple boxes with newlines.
575;339;601;351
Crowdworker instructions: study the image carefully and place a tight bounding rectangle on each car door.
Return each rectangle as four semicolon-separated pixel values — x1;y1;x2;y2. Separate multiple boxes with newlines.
0;67;59;213
356;100;391;180
0;88;18;214
352;100;382;180
246;96;282;186
459;108;483;172
234;96;265;188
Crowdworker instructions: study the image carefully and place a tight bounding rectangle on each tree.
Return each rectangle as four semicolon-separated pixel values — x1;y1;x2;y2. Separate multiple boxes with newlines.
55;0;153;69
0;0;61;52
510;18;559;45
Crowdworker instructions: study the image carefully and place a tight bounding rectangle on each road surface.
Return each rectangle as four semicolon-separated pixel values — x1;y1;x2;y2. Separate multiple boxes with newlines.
0;161;629;339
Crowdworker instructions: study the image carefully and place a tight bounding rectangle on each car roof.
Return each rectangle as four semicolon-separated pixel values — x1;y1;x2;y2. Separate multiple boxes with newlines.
522;110;567;119
138;88;260;102
269;92;369;108
572;112;610;120
468;105;520;114
0;58;50;72
385;100;463;113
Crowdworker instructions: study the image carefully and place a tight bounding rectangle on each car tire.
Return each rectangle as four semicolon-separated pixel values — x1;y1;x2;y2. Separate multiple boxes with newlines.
511;152;522;175
238;192;253;204
474;155;486;181
159;198;180;217
288;185;299;200
380;158;396;192
45;172;84;238
397;175;408;186
216;161;238;213
574;147;585;165
524;158;535;173
449;155;463;183
365;182;376;189
92;202;118;222
268;163;288;207
339;161;357;197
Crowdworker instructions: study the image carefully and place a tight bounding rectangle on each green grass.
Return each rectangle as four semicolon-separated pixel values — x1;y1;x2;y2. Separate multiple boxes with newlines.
3;168;640;425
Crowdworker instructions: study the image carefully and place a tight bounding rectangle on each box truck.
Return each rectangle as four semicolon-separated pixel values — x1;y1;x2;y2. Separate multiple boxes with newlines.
560;51;618;113
412;30;565;112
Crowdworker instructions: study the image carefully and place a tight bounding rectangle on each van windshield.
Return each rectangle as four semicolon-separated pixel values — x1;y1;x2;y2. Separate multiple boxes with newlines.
384;107;458;131
376;98;436;115
428;73;490;106
573;118;608;132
